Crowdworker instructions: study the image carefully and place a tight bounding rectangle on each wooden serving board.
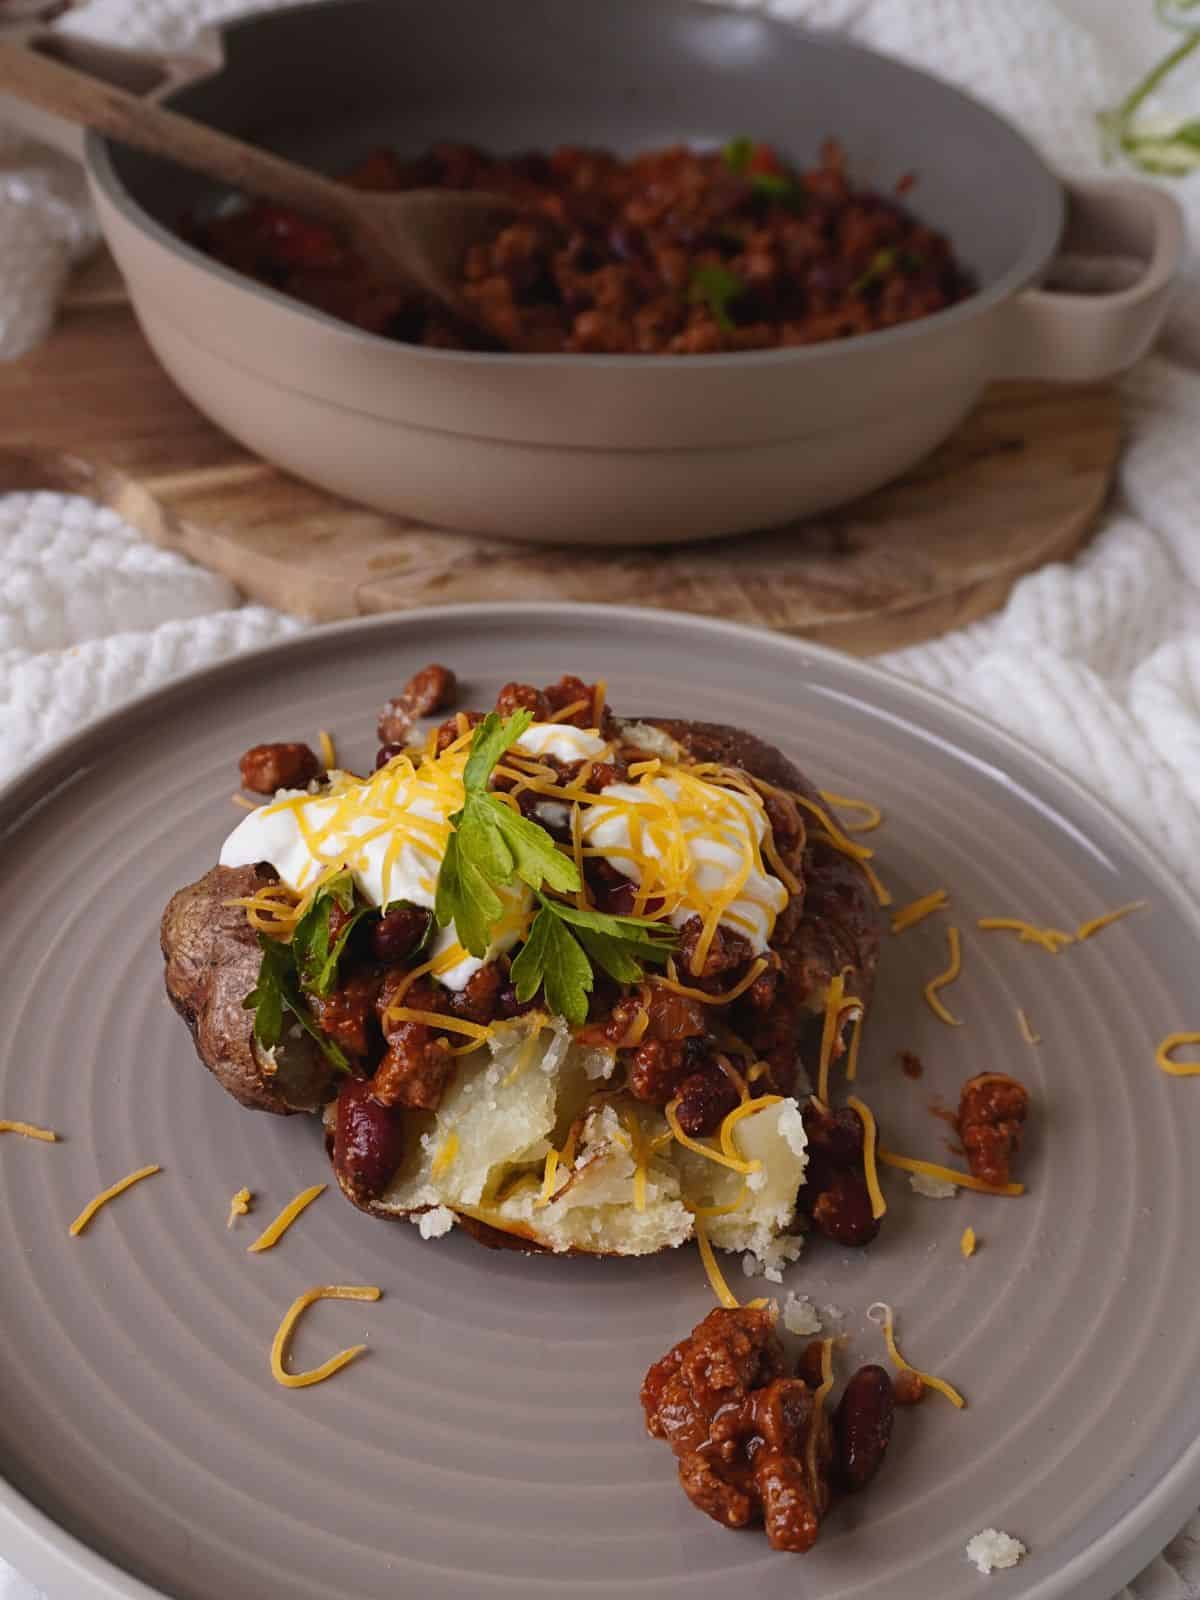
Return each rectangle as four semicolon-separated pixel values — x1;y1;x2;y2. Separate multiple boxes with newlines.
0;252;1121;654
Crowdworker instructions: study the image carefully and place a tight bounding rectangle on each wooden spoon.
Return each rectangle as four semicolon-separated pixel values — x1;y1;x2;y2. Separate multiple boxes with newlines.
0;38;516;330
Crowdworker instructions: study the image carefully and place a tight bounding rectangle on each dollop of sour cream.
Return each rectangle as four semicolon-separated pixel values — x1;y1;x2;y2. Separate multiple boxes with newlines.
580;776;787;952
221;722;788;992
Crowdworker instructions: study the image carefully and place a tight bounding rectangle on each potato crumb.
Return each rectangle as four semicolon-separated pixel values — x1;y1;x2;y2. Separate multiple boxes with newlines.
966;1529;1026;1574
782;1293;822;1336
910;1170;957;1199
417;1205;456;1240
777;1098;807;1159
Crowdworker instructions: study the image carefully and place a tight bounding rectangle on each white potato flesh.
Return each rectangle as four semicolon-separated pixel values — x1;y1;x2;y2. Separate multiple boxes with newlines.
374;1016;809;1261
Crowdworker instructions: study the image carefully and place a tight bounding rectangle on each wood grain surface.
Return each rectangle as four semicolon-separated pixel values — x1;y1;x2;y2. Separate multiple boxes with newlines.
0;251;1121;653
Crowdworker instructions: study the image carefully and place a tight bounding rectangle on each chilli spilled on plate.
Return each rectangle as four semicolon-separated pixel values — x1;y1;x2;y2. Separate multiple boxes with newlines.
159;664;1043;1554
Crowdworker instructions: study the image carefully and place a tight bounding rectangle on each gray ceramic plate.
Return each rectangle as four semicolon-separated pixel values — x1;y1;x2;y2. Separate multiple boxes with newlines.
1;604;1199;1600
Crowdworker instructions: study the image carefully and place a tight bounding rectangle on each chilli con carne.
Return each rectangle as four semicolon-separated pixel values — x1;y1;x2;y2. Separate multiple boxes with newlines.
188;138;971;354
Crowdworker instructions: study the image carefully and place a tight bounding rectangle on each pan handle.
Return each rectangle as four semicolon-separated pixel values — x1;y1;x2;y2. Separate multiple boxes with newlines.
995;178;1183;383
0;25;222;158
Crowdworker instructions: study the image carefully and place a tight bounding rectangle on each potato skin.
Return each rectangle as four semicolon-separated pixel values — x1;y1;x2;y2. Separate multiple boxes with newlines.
161;863;333;1114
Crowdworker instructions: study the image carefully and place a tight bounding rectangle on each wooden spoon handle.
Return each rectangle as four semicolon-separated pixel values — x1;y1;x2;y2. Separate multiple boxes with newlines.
0;41;355;226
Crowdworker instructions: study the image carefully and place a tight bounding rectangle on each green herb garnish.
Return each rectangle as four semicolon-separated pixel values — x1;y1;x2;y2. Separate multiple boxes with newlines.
721;136;801;202
850;248;897;296
434;714;679;1023
434;711;580;958
510;896;677;1028
290;868;373;998
722;135;756;173
243;933;350;1072
1099;1;1200;173
687;264;745;332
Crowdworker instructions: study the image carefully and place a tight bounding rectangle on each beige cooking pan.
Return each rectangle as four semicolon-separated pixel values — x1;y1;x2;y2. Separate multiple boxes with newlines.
0;0;1184;545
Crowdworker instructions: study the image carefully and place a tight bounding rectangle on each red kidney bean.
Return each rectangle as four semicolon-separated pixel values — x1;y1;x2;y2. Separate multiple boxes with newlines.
811;1170;879;1246
833;1365;894;1492
332;1077;406;1204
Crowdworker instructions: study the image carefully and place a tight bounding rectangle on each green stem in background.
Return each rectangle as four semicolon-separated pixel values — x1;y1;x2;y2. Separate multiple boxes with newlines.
1099;5;1200;174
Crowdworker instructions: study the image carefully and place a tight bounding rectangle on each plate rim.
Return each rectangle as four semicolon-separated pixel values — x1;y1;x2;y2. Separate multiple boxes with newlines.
2;600;1198;1600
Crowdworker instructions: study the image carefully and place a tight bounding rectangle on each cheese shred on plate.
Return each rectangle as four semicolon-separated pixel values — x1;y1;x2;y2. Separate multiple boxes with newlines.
227;1187;252;1228
692;1213;741;1309
0;1119;58;1142
846;1096;887;1220
890;889;948;934
1016;1007;1041;1045
817;790;883;833
1156;1031;1200;1077
1077;900;1147;941
960;1225;978;1258
69;1164;161;1237
868;1301;965;1409
269;1284;381;1389
247;1183;327;1252
976;916;1074;954
806;1337;836;1489
878;1149;1024;1197
923;925;964;1026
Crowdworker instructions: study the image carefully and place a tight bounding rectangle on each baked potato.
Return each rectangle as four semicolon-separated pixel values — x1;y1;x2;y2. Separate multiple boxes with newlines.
160;672;882;1266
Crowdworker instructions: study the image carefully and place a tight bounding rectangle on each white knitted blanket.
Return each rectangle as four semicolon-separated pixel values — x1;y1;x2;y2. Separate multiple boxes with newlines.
2;1;1200;1595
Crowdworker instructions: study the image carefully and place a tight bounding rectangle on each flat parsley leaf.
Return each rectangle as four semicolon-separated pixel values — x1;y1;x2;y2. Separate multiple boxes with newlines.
243;933;350;1073
687;264;744;333
510;905;595;1028
290;868;373;998
435;712;582;958
510;896;678;1027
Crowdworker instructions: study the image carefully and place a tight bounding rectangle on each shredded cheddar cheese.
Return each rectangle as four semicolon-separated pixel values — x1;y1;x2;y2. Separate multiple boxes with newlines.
960;1226;977;1258
666;1098;762;1175
269;1284;381;1389
877;1149;1024;1197
591;679;608;726
547;698;592;724
230;793;256;810
690;1183;749;1219
383;1007;493;1041
227;1187;252;1228
891;889;948;934
790;794;875;864
867;1301;965;1409
69;1164;160;1237
430;1132;460;1179
1017;1008;1041;1046
692;1213;740;1309
924;926;964;1026
1156;1031;1200;1077
247;1183;326;1253
317;729;336;771
818;791;883;833
846;1096;887;1220
718;1094;783;1164
0;1119;57;1142
806;1337;836;1489
654;957;768;1007
976;917;1075;954
1077;900;1147;941
534;1122;582;1210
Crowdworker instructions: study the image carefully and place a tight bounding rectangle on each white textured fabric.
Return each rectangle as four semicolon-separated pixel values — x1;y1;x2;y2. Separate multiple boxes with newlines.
2;1;1200;1596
